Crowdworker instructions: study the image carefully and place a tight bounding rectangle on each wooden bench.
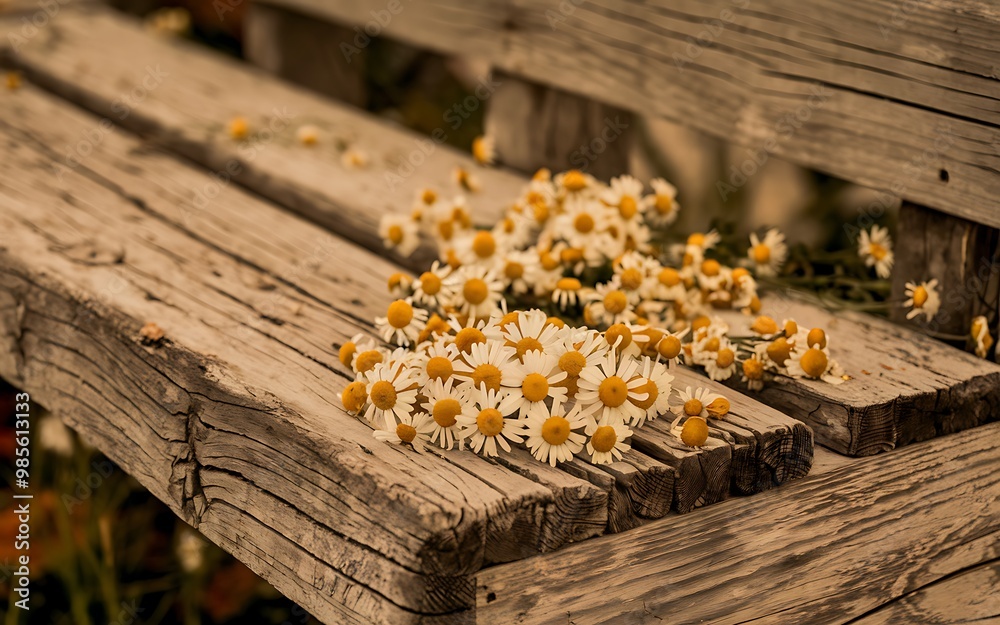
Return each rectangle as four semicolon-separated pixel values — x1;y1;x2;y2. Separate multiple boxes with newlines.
1;3;998;623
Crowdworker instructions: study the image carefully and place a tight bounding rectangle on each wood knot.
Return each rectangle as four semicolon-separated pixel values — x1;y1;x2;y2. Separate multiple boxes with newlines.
54;238;125;266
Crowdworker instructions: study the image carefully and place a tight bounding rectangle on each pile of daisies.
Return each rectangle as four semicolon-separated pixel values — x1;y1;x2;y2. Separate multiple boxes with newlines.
334;169;853;465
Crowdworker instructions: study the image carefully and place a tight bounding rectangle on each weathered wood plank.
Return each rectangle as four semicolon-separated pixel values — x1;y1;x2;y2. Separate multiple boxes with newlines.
250;0;1000;229
0;5;527;270
557;458;643;534
476;421;1000;624
721;293;1000;455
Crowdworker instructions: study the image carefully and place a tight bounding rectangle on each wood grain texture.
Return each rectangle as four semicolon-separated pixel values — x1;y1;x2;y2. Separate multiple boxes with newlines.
0;5;527;271
720;293;1000;455
485;70;632;180
253;0;1000;229
890;202;1000;344
475;421;1000;624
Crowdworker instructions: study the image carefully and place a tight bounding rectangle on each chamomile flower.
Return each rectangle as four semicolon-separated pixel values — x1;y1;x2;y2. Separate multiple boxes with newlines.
971;316;994;359
859;225;894;279
554;169;597;199
500;309;564;360
643;177;680;226
453;166;480;192
387;272;413;298
786;347;845;384
499;350;568;419
472;134;496;165
584;420;632;464
352;345;387;377
576;352;648;425
453;339;517;394
523;404;588;467
747;228;788;277
420;378;470;450
411;261;453;309
552;277;584;310
556;329;610;400
684;230;721;265
672;385;723;421
555;196;610;250
603;321;650;360
903;279;941;321
413;339;460;385
375;299;429;347
741;354;766;391
227;116;249;140
341;148;369;169
627;357;674;427
363;360;419;429
458;386;524;457
701;338;738;382
296;125;320;146
588;279;637;326
496;249;536;295
655;327;688;363
603;175;646;223
445;264;504;320
374;411;433;447
446;314;500;355
379;214;420;257
653;266;687;302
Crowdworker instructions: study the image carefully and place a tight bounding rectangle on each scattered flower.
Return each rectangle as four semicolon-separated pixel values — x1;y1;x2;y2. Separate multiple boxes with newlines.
903;279;940;322
859;225;894;279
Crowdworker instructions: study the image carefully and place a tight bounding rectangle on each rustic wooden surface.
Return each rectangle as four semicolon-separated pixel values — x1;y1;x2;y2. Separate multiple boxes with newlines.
476;421;1000;624
720;293;1000;456
485;70;632;180
250;0;1000;230
890;202;1000;345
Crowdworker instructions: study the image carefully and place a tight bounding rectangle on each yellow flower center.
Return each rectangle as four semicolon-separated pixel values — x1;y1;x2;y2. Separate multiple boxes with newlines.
655;194;673;215
421;189;437;205
604;290;629;314
562;170;587;191
742;358;764;380
514;337;544;359
766;338;792;366
540;251;561;271
716;348;735;368
432;398;462;428
339;341;357;367
687;233;706;247
912;286;928;308
574;213;595;233
691;316;711;333
658;336;682;360
472;231;496;258
426;356;454;382
522;373;550;403
476;408;504;437
546;316;565;328
561;247;584;265
683;398;703;416
749;295;762;314
419;272;442;295
499;311;520;330
598;376;628;407
533;201;550;222
341;381;367;413
453;208;472;228
630;379;658;410
388;272;407;291
541;416;571;446
620;268;644;291
784;320;798;336
505;261;525;280
701;259;721;277
463;278;489;305
870;242;888;261
605;323;633;349
807;328;827;349
388;225;404;245
591;425;618;453
752;243;770;264
445;248;462;269
370;380;397;410
681;417;708;447
703;337;720;352
732;267;750;283
800;348;828;378
438;220;454;241
619;196;638;219
386;300;414;329
658;267;681;287
556;277;582;291
454;328;487;355
751;316;778;335
396;423;417;443
354;350;383;374
471;363;503;392
559;351;587;377
707;397;730;418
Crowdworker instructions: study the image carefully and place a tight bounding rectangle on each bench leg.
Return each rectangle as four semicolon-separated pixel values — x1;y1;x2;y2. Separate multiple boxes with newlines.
890;202;1000;360
485;71;632;179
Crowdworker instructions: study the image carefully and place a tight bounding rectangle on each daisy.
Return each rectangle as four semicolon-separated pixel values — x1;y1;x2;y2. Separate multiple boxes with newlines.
859;225;894;279
527;246;566;296
576;352;648;425
554;196;610;250
363;360;419;429
672;415;709;448
412;261;454;309
296;125;320;146
472;134;496;165
453;339;517;394
603;175;646;223
730;267;758;309
642;177;680;226
375;298;429;347
341;148;369;169
458;386;524;457
496;249;536;295
352;346;387;377
552;277;584;310
445;314;500;355
603;321;650;360
374;411;433;447
655;327;688;363
971;316;993;359
556;329;610;400
523;403;588;467
453;165;480;192
445;264;504;320
499;350;568;419
584;420;632;465
341;380;368;414
903;279;941;322
683;230;721;265
413;339;460;385
554;169;597;198
747;228;788;277
587;279;637;326
420;378;470;450
653;266;687;301
702;339;738;382
786;347;845;384
672;385;723;421
379;214;420;257
500;309;564;360
627;357;674;427
387;272;413;297
741;354;766;391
